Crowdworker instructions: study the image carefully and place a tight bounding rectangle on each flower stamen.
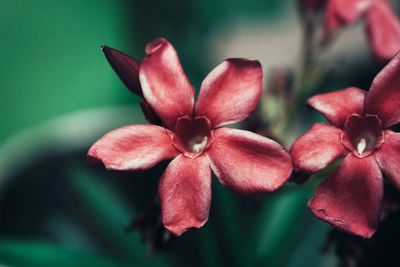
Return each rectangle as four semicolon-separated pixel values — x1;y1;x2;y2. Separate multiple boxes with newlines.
341;114;384;158
357;138;367;154
189;136;208;153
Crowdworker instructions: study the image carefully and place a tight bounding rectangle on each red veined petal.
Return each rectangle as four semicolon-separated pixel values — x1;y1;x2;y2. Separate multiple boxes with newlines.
206;128;292;194
309;153;383;238
375;130;400;190
307;87;366;128
364;51;400;127
159;154;211;236
87;124;179;171
140;38;195;129
290;123;348;174
195;58;262;128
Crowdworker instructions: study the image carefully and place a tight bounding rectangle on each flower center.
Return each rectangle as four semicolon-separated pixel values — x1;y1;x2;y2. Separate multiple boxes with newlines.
171;116;213;158
341;114;384;158
188;135;209;153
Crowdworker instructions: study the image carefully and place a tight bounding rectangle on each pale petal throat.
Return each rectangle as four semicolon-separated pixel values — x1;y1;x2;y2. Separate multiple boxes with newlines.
357;138;367;154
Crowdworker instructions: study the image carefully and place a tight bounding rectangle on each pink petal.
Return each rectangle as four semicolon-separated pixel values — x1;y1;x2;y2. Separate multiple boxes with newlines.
87;124;179;171
364;52;400;127
139;38;195;129
307;87;366;128
195;58;262;128
309;154;383;238
290;123;348;173
101;45;142;96
375;130;400;189
159;154;211;236
206;128;292;194
366;0;400;63
325;0;370;36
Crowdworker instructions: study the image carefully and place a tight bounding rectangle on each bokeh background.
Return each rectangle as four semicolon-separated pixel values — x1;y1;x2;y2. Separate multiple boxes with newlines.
1;0;399;266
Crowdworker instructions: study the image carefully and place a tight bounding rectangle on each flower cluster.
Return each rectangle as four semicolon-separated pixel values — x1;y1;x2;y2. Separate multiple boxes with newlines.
89;3;400;239
88;38;292;236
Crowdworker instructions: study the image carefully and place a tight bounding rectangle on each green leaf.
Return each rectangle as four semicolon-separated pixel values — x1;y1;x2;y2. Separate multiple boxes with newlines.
287;221;338;267
68;165;175;267
0;239;125;267
0;0;139;143
253;159;341;266
254;186;311;266
213;182;248;267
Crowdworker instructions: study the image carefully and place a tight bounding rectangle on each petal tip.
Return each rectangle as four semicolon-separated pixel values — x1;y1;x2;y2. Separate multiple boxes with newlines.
86;149;121;171
226;57;262;68
308;197;376;238
226;58;263;79
100;45;113;55
164;219;207;237
165;225;186;237
100;45;142;96
86;153;105;168
145;38;168;55
86;148;115;170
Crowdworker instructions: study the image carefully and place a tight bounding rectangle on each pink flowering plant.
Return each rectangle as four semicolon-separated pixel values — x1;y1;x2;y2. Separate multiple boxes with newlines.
86;1;400;246
6;1;400;266
88;38;292;236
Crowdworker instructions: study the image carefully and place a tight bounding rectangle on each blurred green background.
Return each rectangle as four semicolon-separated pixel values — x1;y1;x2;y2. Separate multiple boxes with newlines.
0;0;385;266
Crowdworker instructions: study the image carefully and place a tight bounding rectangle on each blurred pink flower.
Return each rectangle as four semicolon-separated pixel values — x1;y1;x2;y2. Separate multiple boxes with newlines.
325;0;400;63
88;38;293;236
290;52;400;238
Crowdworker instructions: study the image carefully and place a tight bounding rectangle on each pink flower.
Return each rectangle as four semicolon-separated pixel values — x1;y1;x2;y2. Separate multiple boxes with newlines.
324;0;400;63
290;52;400;238
88;38;293;236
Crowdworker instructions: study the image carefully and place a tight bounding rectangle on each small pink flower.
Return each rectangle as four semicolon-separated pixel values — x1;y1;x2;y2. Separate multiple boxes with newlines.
290;52;400;238
324;0;400;63
88;38;293;236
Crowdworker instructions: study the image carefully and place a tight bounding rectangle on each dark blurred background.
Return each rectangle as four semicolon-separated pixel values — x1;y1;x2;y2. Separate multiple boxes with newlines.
1;0;399;266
